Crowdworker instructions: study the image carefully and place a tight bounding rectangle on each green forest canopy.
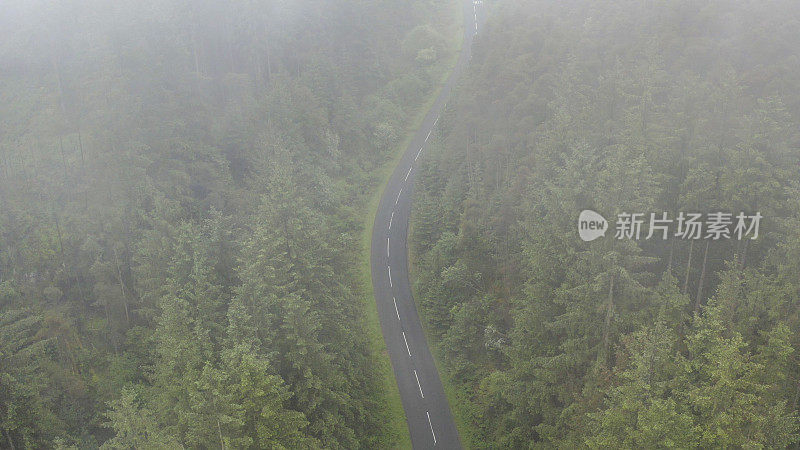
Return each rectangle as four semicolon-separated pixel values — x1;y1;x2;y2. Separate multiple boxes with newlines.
0;0;456;447
411;0;800;448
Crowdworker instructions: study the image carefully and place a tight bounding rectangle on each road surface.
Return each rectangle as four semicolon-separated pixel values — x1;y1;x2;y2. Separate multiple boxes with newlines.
370;1;485;448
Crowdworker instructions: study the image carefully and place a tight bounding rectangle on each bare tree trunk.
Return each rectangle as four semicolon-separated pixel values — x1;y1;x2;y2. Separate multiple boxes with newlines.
59;137;69;183
740;239;749;270
695;241;710;311
266;47;272;84
52;55;67;116
281;215;294;261
76;125;89;209
218;419;225;450
113;247;130;325
192;25;202;78
53;207;66;270
647;343;656;392
264;21;272;86
666;238;675;276
255;51;263;88
77;127;86;173
683;239;693;294
104;294;111;331
603;270;616;360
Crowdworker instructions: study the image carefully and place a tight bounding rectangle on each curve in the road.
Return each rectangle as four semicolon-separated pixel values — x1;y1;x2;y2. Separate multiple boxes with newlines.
370;1;485;448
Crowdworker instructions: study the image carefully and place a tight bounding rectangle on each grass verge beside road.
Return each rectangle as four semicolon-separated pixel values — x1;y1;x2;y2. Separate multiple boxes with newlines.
356;1;464;447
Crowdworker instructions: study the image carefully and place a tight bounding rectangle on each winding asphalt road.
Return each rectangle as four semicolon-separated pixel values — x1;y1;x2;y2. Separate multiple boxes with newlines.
370;1;485;448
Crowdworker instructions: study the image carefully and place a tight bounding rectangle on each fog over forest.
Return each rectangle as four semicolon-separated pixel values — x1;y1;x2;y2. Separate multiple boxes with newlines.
2;1;800;449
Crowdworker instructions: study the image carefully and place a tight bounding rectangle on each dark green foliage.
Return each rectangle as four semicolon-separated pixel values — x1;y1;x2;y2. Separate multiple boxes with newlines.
411;1;800;447
0;0;457;447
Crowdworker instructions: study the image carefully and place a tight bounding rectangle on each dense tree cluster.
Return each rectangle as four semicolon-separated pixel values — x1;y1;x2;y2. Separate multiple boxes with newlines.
411;1;800;447
0;0;456;447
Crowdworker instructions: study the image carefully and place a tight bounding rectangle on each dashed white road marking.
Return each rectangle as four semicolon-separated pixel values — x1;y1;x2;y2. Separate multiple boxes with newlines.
405;166;413;181
427;411;437;445
414;369;425;398
415;147;423;161
396;188;402;205
387;237;390;258
434;116;439;127
389;211;394;229
402;331;412;357
388;266;392;287
426;130;432;141
393;297;400;321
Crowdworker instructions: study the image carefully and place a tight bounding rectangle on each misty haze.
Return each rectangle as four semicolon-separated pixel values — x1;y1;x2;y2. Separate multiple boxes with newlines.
1;1;800;449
